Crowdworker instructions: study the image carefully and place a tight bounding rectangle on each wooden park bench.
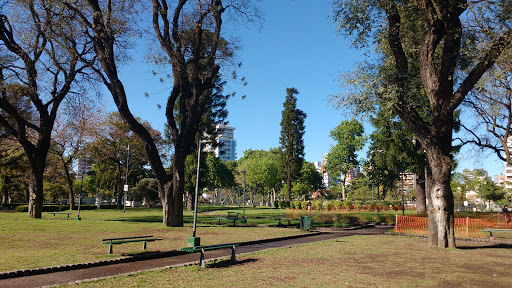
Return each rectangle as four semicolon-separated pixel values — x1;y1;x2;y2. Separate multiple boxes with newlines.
227;211;241;218
50;212;72;218
481;229;512;240
181;243;239;268
101;235;162;254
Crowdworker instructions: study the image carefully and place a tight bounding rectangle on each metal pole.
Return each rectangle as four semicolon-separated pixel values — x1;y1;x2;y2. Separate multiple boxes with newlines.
192;140;202;238
401;172;405;216
77;175;83;220
124;144;130;213
242;171;246;218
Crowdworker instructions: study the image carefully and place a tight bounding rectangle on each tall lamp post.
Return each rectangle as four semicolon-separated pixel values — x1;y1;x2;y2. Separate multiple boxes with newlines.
189;139;209;247
401;172;405;216
76;175;83;220
123;144;130;213
241;170;247;223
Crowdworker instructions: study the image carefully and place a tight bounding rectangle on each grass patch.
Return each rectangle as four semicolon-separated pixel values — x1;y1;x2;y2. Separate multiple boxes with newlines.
65;235;512;288
0;209;307;272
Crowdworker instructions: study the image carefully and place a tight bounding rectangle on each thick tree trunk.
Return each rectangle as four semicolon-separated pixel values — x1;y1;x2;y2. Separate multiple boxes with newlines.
416;173;427;216
425;147;456;248
1;175;8;204
28;167;44;218
161;153;185;227
286;174;291;201
186;191;194;211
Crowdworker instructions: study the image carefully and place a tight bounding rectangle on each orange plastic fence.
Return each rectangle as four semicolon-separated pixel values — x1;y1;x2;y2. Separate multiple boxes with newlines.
394;214;510;239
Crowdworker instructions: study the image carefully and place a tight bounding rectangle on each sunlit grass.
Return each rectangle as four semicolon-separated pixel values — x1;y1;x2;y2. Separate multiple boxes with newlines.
0;208;307;272
65;235;512;288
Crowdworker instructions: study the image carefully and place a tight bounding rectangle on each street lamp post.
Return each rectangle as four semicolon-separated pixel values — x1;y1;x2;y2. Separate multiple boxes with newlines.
242;170;246;223
401;172;405;216
189;139;209;247
76;175;83;220
124;144;130;213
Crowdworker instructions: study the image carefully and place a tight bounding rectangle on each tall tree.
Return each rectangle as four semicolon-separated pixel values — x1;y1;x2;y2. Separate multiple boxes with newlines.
64;0;258;226
0;1;93;218
368;108;427;213
332;0;512;248
325;119;366;201
459;48;512;164
279;88;306;201
88;112;162;209
50;96;104;210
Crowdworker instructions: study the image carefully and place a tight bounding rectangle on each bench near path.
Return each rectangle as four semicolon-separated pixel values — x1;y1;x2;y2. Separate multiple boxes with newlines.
0;226;390;288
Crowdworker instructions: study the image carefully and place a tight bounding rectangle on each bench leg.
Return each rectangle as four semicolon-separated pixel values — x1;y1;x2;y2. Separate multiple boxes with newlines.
489;231;493;240
199;249;205;268
108;243;113;254
143;241;147;250
231;245;236;264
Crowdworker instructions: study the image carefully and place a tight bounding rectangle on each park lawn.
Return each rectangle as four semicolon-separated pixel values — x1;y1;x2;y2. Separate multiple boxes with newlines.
65;235;512;288
0;210;308;272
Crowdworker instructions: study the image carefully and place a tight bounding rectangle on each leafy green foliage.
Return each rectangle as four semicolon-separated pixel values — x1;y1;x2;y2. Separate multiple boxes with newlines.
325;119;366;200
279;88;307;200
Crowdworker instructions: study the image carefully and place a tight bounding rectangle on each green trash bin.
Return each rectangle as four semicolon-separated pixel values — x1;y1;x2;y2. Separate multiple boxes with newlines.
300;216;312;230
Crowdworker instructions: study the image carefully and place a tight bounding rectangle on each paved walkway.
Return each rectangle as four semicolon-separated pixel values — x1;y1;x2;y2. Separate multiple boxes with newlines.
0;226;389;288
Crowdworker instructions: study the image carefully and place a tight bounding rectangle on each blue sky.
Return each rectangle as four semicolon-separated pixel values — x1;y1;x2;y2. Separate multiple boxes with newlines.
109;0;504;177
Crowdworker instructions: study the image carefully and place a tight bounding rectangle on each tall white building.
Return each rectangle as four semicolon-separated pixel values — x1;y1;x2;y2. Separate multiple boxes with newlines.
206;124;237;161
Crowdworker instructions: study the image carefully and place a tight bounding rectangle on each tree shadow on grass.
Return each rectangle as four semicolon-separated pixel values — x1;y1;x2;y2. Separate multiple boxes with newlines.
458;244;512;250
206;258;258;268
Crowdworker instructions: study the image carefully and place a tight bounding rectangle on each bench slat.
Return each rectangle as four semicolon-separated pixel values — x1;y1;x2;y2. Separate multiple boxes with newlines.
181;244;237;253
101;235;153;241
103;239;162;245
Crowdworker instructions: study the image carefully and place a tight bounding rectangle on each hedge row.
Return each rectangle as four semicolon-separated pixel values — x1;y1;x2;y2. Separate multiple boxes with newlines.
277;200;406;211
15;204;117;212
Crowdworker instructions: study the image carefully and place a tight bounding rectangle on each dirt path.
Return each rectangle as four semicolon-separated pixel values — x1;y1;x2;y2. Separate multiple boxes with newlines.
0;226;389;288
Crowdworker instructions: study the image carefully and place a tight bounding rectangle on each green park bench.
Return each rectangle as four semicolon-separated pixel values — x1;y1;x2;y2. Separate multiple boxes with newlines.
215;216;240;226
227;211;241;218
50;212;72;218
481;229;512;240
102;235;162;254
181;243;239;268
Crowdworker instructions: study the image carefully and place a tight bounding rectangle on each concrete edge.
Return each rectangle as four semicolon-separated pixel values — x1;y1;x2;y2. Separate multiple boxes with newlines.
0;231;321;280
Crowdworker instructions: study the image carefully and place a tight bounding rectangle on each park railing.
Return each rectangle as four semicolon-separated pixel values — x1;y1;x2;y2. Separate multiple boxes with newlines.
394;213;509;239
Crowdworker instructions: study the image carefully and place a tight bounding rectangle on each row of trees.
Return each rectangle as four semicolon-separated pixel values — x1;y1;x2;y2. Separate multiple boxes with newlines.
0;0;261;226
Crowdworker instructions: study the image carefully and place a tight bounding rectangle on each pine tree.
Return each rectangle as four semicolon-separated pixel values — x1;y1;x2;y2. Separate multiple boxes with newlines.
279;88;307;201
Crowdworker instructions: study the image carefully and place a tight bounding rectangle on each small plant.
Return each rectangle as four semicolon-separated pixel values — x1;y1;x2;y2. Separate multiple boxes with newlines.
312;200;323;210
325;201;334;211
334;200;343;210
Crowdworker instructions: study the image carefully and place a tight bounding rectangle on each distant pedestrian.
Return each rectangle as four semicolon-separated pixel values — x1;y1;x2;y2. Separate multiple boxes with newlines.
307;201;312;210
502;205;511;228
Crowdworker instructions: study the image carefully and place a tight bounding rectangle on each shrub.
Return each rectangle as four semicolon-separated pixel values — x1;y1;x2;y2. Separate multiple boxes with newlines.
278;201;288;209
325;201;334;211
353;201;363;210
333;200;343;210
15;205;28;212
301;201;309;210
15;205;61;212
312;200;323;210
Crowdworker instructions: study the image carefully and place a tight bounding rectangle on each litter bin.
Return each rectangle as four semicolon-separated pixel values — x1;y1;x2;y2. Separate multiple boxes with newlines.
300;216;312;230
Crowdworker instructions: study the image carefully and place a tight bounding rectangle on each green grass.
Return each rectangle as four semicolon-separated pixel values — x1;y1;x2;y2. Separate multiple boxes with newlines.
62;235;512;288
0;208;307;272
